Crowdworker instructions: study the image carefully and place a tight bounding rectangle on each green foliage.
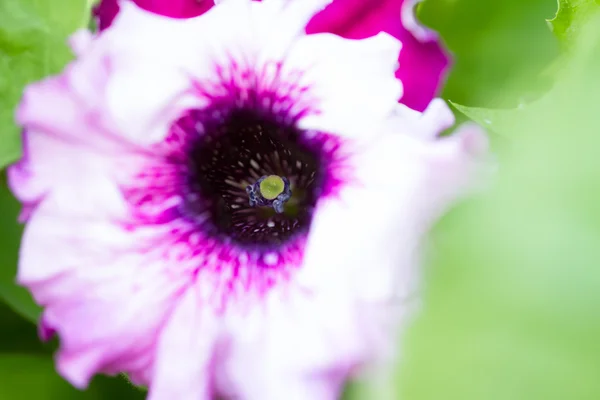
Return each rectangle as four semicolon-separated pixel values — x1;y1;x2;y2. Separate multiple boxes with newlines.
0;300;146;399
0;175;40;322
398;8;600;400
549;0;600;44
0;354;146;399
418;0;559;106
450;101;526;136
0;0;91;169
0;354;93;399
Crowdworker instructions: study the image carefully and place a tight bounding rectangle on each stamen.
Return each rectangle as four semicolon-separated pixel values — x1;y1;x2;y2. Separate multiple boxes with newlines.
246;175;292;214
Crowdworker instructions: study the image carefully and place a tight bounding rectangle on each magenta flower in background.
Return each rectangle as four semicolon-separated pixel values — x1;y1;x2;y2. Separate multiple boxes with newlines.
94;0;214;30
10;0;485;398
306;0;449;111
95;0;450;111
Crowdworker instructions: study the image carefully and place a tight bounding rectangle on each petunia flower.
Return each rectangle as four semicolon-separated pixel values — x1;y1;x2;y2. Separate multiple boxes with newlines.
9;0;486;399
94;0;450;112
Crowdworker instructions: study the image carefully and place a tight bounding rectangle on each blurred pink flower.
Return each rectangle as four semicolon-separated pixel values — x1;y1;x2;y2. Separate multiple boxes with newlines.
95;0;450;111
10;1;485;398
94;0;213;30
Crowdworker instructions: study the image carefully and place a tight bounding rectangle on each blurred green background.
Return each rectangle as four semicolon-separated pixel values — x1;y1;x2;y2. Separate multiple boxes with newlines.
2;0;600;398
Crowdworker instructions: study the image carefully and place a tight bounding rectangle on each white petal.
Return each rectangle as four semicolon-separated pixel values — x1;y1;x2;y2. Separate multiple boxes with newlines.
148;287;220;400
98;3;209;143
250;0;332;61
289;33;402;139
221;288;362;399
300;100;488;303
68;29;93;56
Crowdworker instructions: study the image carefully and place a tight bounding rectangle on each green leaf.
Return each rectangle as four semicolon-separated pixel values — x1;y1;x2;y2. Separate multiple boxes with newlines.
398;11;600;400
342;372;398;400
0;353;146;399
450;101;526;135
0;300;147;398
0;354;90;399
0;301;49;353
548;0;600;44
0;0;91;170
0;175;40;322
418;0;559;107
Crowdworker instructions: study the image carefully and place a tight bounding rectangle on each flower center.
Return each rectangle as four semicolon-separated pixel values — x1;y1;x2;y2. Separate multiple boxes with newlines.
180;108;322;248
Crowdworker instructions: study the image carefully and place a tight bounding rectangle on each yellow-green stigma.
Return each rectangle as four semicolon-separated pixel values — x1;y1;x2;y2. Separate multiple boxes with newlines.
246;175;292;214
259;175;285;200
